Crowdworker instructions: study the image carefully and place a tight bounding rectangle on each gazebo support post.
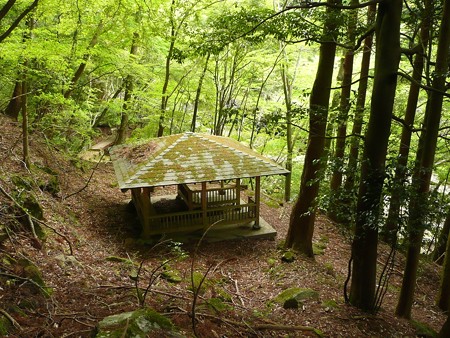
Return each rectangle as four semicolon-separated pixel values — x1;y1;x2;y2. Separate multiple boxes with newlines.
253;176;261;229
201;181;207;228
236;178;241;205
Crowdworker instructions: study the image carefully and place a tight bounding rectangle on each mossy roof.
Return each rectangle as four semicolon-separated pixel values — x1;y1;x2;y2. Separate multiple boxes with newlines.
110;132;289;190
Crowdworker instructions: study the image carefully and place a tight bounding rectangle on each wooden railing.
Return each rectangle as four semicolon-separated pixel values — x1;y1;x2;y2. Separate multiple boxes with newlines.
144;203;257;235
178;184;238;210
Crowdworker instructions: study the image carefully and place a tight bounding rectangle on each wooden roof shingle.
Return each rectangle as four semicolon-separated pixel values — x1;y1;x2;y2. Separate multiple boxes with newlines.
110;132;289;190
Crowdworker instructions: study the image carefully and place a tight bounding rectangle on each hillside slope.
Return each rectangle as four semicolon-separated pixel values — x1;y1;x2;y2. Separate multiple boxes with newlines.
0;115;446;337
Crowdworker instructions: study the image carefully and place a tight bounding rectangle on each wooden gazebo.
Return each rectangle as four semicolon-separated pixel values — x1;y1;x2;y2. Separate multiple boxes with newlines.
110;132;289;238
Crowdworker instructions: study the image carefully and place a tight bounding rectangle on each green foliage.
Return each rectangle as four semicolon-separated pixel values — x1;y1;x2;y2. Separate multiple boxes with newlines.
95;307;176;338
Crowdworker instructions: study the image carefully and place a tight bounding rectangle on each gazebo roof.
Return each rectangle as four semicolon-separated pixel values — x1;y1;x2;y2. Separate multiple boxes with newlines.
110;132;289;190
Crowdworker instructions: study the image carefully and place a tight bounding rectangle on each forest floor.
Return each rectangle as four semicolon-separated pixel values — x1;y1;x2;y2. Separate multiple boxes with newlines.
0;114;447;337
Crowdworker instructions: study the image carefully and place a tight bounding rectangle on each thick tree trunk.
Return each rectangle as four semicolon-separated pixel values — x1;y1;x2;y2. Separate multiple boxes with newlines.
4;81;22;120
349;0;402;312
382;0;432;244
116;33;139;145
285;0;340;257
396;0;450;319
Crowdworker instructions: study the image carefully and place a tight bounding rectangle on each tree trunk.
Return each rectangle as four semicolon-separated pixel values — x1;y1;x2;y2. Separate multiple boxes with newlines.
4;81;22;120
328;0;358;223
0;0;39;43
433;212;450;264
63;21;103;99
382;0;432;244
395;0;450;319
349;0;402;312
437;223;450;311
343;3;376;195
116;33;139;145
285;0;340;257
93;85;123;127
21;78;30;168
191;53;210;132
439;314;450;338
281;46;293;202
158;0;176;137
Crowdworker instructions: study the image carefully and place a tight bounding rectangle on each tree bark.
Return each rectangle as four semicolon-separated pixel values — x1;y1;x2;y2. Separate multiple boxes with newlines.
395;0;450;319
382;0;432;244
285;0;340;257
349;0;402;312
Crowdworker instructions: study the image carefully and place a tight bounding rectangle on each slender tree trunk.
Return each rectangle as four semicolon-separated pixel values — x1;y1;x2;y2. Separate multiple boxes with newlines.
191;53;210;132
282;67;293;202
93;85;123;127
433;212;450;264
158;0;176;137
328;0;358;222
285;0;340;257
21;77;30;168
343;3;376;195
116;33;139;145
382;0;432;244
349;0;402;312
395;0;450;319
63;21;103;99
280;45;301;202
249;51;282;148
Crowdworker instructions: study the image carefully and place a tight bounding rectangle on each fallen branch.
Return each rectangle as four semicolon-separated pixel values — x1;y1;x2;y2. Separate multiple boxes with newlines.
0;271;51;297
192;312;323;337
0;308;22;331
35;219;73;255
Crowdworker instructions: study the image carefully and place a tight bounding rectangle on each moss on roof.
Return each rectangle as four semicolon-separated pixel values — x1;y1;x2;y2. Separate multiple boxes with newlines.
110;132;289;190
